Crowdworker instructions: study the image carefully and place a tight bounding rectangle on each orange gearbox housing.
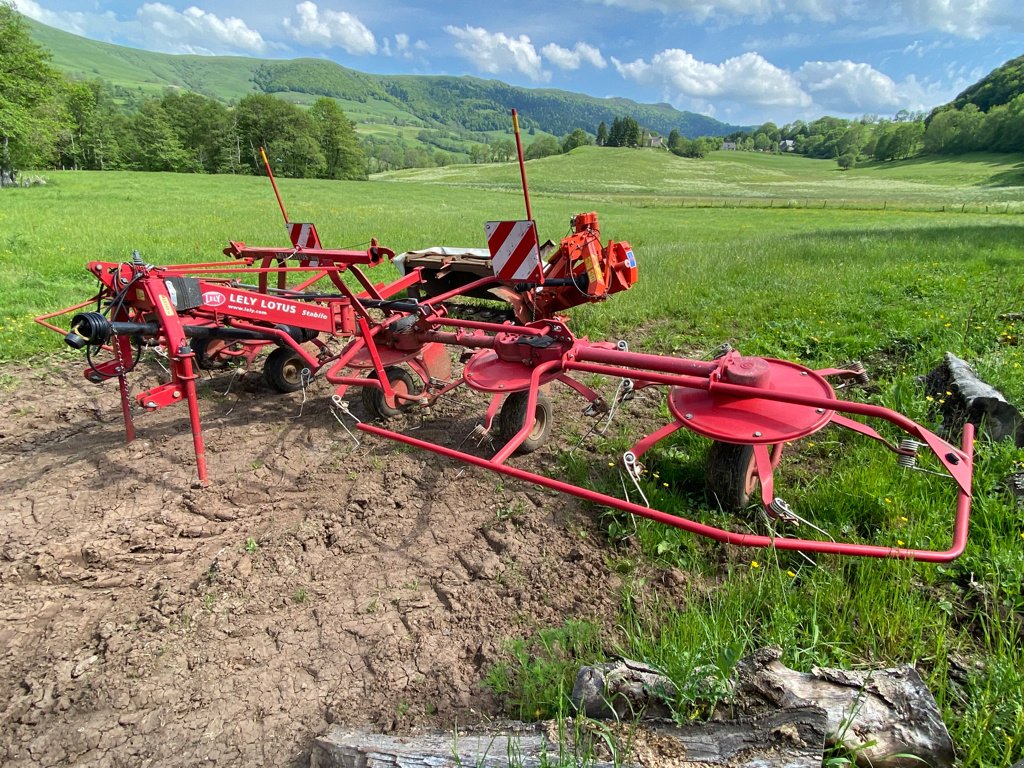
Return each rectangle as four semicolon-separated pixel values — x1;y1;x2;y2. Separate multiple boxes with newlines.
523;212;638;319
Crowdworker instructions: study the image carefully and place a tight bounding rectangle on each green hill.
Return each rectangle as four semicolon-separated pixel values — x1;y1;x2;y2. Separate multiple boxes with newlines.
942;54;1024;114
26;16;738;140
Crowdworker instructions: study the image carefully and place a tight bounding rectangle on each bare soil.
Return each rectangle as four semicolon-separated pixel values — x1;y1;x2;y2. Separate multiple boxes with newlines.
0;356;650;767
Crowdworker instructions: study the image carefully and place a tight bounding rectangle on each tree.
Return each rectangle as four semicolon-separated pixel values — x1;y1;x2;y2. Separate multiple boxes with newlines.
596;121;608;146
757;121;781;142
234;94;324;177
468;144;489;164
890;121;924;159
837;123;870;159
836;152;856;170
561;128;591;153
128;99;195;172
872;123;897;161
160;90;230;173
667;129;681;150
0;2;68;181
524;135;560;160
924;105;984;155
670;136;717;159
489;138;515;162
606;116;641;148
309;97;366;180
57;79;126;171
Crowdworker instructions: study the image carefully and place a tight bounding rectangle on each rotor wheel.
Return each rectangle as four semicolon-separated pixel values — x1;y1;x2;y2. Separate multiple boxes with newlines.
264;347;309;393
361;366;420;419
498;390;553;455
705;441;760;511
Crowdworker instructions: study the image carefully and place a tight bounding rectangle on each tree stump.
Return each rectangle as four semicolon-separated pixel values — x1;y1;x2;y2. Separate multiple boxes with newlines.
727;647;955;767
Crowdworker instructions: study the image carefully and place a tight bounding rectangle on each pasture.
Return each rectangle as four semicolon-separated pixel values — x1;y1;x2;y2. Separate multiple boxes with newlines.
1;148;1023;765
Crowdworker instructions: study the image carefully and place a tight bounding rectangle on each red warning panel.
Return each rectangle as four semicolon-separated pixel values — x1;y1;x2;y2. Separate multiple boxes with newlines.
485;220;544;283
287;222;322;249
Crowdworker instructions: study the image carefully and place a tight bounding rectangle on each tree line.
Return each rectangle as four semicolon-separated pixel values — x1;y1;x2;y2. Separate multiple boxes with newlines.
716;102;1023;169
1;5;366;181
4;3;1022;183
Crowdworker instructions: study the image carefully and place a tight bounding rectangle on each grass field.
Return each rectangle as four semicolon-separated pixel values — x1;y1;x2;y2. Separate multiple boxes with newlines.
2;151;1024;764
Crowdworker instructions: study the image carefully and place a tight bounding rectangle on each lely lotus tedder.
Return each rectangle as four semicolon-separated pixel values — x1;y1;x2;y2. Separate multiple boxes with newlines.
40;112;973;563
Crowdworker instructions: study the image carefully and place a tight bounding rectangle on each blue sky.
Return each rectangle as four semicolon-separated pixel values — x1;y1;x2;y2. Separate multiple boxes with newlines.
16;0;1023;126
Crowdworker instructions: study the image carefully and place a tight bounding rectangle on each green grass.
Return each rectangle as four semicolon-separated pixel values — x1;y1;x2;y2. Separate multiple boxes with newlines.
380;146;1024;209
3;152;1024;764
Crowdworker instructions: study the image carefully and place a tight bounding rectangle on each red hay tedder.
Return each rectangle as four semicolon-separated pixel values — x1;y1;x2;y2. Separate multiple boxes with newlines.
38;114;973;563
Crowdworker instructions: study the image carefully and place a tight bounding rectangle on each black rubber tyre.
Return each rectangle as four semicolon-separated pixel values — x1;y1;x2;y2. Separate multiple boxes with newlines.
361;367;420;419
497;391;553;455
263;347;308;393
705;441;759;511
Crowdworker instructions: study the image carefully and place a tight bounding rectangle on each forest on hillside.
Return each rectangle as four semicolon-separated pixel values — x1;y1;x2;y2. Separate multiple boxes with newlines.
2;4;1022;182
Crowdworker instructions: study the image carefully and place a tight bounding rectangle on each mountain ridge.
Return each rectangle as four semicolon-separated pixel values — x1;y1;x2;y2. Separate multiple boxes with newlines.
25;16;741;139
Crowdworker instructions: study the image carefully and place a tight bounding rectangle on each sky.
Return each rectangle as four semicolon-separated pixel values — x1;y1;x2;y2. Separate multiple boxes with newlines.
15;0;1023;127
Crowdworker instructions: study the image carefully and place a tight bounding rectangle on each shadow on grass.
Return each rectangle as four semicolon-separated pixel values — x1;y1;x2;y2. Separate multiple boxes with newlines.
773;221;1024;264
855;152;1024;187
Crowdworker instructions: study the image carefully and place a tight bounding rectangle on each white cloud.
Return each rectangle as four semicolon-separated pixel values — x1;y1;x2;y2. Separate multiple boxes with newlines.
585;0;855;23
614;49;812;112
796;60;901;111
898;0;1022;38
14;0;100;36
902;39;941;57
282;1;377;55
17;0;268;55
796;59;966;115
541;42;607;71
613;47;965;122
586;0;1022;35
444;25;548;82
136;3;268;55
382;32;423;59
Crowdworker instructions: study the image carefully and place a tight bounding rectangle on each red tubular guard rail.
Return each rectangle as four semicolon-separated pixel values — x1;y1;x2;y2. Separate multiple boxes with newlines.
359;421;974;562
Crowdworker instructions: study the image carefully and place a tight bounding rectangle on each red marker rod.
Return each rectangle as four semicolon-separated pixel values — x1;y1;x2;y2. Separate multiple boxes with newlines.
511;109;532;221
259;145;290;226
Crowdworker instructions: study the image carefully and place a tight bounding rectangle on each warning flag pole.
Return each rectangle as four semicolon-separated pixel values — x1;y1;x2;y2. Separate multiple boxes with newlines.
511;109;533;222
259;145;290;226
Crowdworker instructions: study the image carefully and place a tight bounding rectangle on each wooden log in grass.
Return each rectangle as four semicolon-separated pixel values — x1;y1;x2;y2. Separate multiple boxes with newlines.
923;351;1023;445
310;709;828;767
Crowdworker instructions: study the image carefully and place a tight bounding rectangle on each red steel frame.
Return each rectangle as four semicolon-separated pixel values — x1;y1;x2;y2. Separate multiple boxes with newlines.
40;244;974;563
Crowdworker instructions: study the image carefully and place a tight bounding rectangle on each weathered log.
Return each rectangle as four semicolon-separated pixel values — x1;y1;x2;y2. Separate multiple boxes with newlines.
311;724;567;768
310;709;828;768
727;647;955;768
923;352;1023;445
571;657;679;720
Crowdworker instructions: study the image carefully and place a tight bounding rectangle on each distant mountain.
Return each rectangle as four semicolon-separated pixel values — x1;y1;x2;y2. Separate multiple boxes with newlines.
941;54;1024;114
26;17;740;139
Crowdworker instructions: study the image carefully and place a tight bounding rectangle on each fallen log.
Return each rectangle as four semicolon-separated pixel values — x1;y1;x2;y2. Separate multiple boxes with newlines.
570;649;953;768
310;708;829;768
923;352;1023;445
571;657;679;720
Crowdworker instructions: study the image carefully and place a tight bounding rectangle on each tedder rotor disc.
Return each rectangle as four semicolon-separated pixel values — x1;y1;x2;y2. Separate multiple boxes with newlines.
669;358;835;444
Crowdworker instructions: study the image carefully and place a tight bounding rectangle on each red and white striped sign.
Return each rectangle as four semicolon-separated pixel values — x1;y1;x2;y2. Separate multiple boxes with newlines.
287;222;322;249
485;220;544;283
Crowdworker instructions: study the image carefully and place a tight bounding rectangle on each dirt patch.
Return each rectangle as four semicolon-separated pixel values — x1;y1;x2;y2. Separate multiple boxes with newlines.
0;356;653;767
